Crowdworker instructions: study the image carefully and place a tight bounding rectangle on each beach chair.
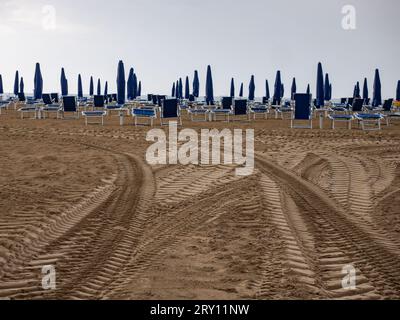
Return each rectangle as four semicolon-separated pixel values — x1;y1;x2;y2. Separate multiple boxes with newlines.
232;99;250;121
132;108;157;126
50;93;59;103
81;110;107;125
291;94;313;129
17;93;38;119
327;98;358;130
0;101;10;115
354;113;384;131
41;93;61;119
211;97;232;121
249;102;269;120
188;105;209;122
161;98;181;125
380;99;400;125
351;98;364;113
60;96;79;119
277;100;293;120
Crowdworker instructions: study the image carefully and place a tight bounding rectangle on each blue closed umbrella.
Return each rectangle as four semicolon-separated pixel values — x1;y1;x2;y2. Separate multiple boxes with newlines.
104;81;108;96
20;77;24;95
363;78;368;100
205;65;214;105
396;80;400;101
172;83;176;97
354;81;361;98
60;68;68;96
185;76;190;99
193;70;200;97
239;83;243;97
176;81;179;99
90;76;94;96
291;78;297;100
306;84;310;95
33;63;43;100
281;84;284;99
179;78;183;100
324;74;331;101
265;80;270;100
372;69;382;107
133;73;138;99
78;74;83;98
127;68;134;100
0;74;3;94
273;71;282;101
230;78;235;97
116;60;126;105
97;79;101;95
248;75;255;101
329;84;332;100
14;71;19;96
316;62;324;107
138;81;141;97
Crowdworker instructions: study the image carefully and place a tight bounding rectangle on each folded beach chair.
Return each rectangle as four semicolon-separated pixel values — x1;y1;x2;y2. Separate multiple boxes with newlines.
291;94;313;129
232;99;250;121
41;93;61;119
211;97;233;121
60;96;79;119
132;108;157;126
161;98;181;125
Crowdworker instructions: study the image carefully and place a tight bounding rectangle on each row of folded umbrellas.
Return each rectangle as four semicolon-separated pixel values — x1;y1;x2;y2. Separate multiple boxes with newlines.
1;61;399;107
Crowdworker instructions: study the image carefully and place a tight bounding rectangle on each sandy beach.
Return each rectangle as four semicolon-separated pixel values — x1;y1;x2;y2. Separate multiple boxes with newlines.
0;110;399;300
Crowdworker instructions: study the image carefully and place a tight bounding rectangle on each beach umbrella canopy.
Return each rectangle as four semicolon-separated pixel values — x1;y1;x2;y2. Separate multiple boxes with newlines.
138;81;141;97
265;80;270;100
0;75;3;94
396;80;400;101
273;71;282;101
104;81;108;96
90;76;94;96
324;74;331;101
230;78;235;97
172;83;176;97
291;78;297;100
316;62;324;107
239;83;243;97
281;84;285;98
14;71;19;95
354;81;361;98
185;76;190;99
127;68;134;100
78;74;83;98
205;65;214;104
60;68;68;96
372;69;382;107
33;63;43;100
329;84;332;100
193;70;200;97
175;81;179;99
306;84;310;95
179;78;183;100
248;75;255;101
116;60;126;104
133;73;138;99
363;78;368;100
97;79;101;95
20;77;24;94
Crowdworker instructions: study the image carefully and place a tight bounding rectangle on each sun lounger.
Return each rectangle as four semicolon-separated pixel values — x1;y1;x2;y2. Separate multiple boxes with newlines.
354;113;384;131
232;99;249;121
161;98;181;125
291;93;313;129
60;96;79;119
132;108;157;126
211;97;233;121
188;106;209;122
40;93;61;118
81;111;107;125
328;114;354;129
249;102;269;120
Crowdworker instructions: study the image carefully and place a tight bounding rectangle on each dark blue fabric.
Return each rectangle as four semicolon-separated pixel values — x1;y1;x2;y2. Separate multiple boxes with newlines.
230;78;235;98
291;78;297;100
221;97;233;109
42;94;53;105
273;71;282;101
162;99;179;118
185;76;190;99
382;99;394;112
104;81;108;97
205;65;214;105
234;99;248;116
94;95;105;108
363;78;368;100
352;98;364;112
193;70;200;97
396;80;400;101
90;76;94;96
127;68;134;100
372;69;382;107
116;60;126;105
97;79;101;96
19;78;24;95
0;74;3;94
265;80;270;100
324;74;330;101
51;93;59;103
316;63;324;107
63;96;77;112
78;74;83;98
133;109;156;117
60;68;68;96
14;71;19;96
34;63;43;100
248;75;255;101
294;94;311;120
239;83;243;97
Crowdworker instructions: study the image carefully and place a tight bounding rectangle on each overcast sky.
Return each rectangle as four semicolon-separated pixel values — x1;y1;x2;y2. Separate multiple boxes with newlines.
0;0;399;98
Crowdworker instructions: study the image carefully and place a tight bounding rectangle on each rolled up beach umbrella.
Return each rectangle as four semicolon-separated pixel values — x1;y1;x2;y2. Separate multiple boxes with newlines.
116;60;126;105
372;69;382;107
138;81;141;97
193;70;199;97
60;68;68;96
90;76;94;96
172;83;176;97
363;78;368;100
265;80;270;100
104;81;108;97
248;75;255;101
354;81;361;98
33;63;43;100
230;78;235;97
0;75;3;95
185;76;190;99
97;79;101;95
324;74;330;101
176;80;179;99
291;78;297;100
239;83;243;97
127;68;134;100
316;62;324;107
329;84;332;100
78;74;83;98
281;84;285;99
205;65;214;105
306;84;310;95
20;77;24;95
396;80;400;101
273;71;282;101
14;71;19;96
133;73;138;99
179;78;183;100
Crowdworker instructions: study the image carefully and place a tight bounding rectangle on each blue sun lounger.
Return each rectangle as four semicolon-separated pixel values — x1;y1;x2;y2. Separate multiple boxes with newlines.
354;113;384;131
291;94;313;129
211;97;233;121
132;108;157;126
41;93;61;118
161;99;181;126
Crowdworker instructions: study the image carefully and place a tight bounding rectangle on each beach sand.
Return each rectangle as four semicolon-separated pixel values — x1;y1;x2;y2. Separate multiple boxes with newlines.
0;110;400;300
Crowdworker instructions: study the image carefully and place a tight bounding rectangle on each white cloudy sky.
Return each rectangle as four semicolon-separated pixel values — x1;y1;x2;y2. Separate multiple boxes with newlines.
0;0;399;98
